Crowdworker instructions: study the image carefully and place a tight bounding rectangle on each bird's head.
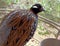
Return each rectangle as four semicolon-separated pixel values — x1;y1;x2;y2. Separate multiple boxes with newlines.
30;4;45;14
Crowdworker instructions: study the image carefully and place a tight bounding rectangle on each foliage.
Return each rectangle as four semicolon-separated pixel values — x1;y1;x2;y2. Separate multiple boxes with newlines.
38;31;50;35
40;0;60;23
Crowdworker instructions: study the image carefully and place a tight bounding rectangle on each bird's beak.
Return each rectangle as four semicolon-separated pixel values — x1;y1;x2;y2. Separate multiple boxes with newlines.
42;9;45;11
40;7;45;11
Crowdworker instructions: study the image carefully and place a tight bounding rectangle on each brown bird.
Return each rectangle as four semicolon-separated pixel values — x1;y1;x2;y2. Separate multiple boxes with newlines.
0;4;45;46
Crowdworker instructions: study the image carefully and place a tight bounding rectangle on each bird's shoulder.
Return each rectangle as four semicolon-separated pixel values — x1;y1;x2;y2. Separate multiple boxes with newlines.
0;9;38;26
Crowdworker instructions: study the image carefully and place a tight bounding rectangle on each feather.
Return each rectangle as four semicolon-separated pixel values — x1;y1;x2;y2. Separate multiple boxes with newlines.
0;9;38;46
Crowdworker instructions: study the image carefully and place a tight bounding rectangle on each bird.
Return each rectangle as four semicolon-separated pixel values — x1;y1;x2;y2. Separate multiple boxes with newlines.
0;4;45;46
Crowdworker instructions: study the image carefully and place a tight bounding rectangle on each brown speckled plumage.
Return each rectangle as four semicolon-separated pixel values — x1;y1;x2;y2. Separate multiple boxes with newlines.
0;4;44;46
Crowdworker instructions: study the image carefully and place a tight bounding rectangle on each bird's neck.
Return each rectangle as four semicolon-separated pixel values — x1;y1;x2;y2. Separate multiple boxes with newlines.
29;9;38;15
29;9;38;17
30;8;39;14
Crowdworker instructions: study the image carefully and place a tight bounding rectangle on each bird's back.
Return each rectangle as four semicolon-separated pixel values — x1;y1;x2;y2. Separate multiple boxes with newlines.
0;9;38;46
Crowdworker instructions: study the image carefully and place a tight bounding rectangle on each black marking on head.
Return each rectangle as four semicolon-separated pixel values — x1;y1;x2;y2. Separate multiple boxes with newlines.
30;4;45;14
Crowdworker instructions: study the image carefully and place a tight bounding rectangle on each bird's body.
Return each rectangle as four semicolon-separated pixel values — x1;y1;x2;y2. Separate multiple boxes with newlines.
0;9;38;46
0;4;44;46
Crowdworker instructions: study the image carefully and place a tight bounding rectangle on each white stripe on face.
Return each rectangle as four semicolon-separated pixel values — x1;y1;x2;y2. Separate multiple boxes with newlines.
32;6;38;8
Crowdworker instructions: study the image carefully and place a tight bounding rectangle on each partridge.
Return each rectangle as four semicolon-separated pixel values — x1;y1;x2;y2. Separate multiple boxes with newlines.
0;4;45;46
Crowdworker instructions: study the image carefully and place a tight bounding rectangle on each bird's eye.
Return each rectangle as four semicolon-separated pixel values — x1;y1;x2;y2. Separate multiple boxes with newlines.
32;6;38;8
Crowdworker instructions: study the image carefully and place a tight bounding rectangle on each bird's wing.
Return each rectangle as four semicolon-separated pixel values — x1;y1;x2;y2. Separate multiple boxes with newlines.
1;10;35;46
0;10;18;46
